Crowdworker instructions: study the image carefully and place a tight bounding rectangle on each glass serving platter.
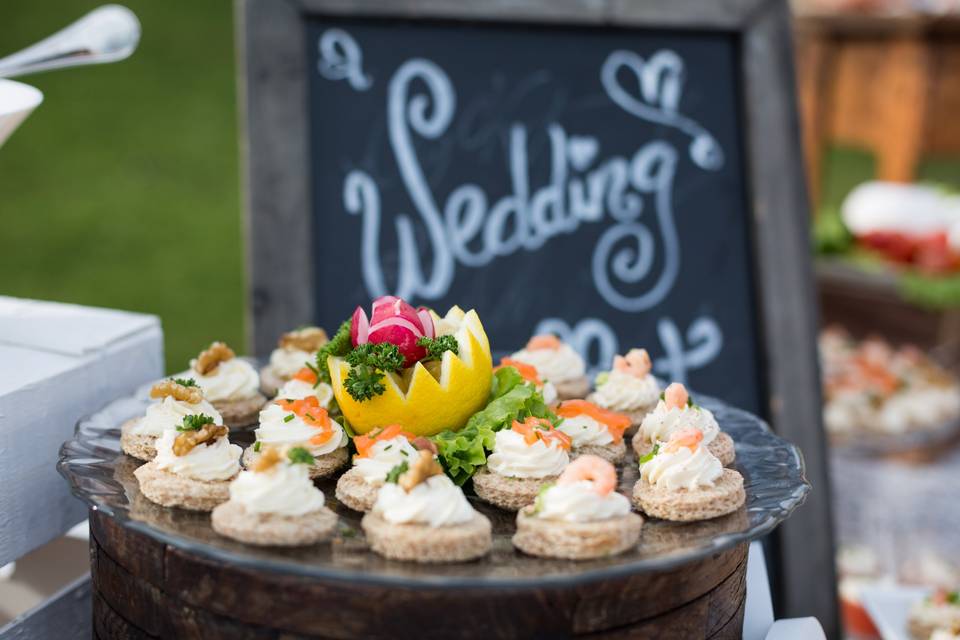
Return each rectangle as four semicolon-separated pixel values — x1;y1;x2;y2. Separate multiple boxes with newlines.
58;381;809;587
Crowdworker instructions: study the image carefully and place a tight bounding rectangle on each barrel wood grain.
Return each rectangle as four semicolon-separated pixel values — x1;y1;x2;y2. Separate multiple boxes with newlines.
90;511;747;639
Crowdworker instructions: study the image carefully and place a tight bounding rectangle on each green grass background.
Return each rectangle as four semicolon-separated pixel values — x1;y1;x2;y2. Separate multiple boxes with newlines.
4;3;960;369
0;2;242;372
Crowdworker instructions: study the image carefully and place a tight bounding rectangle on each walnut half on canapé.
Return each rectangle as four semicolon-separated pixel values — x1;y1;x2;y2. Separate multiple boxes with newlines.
173;419;228;457
194;341;236;375
278;327;329;352
150;379;203;405
398;450;444;492
252;446;283;473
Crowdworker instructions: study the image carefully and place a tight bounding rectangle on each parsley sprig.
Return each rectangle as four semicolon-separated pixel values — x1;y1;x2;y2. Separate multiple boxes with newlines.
638;443;660;465
172;377;198;388
344;343;405;402
314;319;352;384
416;335;459;361
385;461;409;484
287;447;314;465
177;414;215;432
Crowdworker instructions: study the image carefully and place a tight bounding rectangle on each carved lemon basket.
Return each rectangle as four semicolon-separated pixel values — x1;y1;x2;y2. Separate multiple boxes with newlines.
59;381;808;639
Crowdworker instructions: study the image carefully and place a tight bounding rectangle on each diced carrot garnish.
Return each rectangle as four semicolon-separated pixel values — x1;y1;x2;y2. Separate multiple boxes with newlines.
310;430;336;446
526;334;561;351
556;400;631;443
353;423;415;458
293;367;318;385
510;416;570;450
300;408;330;429
274;395;321;414
494;358;543;386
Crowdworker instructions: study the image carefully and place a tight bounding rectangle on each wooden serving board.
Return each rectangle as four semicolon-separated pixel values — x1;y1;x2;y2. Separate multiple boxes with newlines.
89;510;747;639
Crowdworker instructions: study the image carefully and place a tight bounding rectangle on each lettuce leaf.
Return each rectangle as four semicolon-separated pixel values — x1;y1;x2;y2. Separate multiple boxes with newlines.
433;367;557;485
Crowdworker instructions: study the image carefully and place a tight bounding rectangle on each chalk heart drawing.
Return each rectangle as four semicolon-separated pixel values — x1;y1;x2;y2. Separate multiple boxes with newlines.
601;49;724;171
534;315;723;381
567;135;599;171
317;28;372;91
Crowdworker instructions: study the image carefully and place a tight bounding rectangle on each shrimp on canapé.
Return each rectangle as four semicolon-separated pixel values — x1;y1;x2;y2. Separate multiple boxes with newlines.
663;382;690;409
663;427;703;453
526;334;562;351
613;348;652;378
556;454;618;495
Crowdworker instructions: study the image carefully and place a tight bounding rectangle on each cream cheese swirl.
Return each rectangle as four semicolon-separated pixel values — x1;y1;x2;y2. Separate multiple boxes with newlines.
486;430;569;479
268;347;315;378
131;396;223;436
275;378;333;407
190;358;260;402
593;369;660;411
639;401;720;445
535;481;631;522
540;381;558;405
510;344;585;383
354;436;420;484
228;462;325;516
372;475;476;527
640;444;722;490
254;403;346;456
153;429;241;482
556;414;614;447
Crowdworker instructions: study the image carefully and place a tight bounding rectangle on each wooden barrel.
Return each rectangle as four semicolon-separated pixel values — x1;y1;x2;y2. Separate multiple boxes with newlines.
89;509;747;639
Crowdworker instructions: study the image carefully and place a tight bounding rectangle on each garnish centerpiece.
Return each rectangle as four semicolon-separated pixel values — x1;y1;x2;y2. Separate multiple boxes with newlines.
323;297;493;437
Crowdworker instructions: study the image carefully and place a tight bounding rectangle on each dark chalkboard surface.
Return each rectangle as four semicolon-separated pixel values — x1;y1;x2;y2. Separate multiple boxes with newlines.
306;19;762;414
241;0;835;631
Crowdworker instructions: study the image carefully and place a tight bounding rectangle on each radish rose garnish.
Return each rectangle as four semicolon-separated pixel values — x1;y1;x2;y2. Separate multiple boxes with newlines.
351;296;435;367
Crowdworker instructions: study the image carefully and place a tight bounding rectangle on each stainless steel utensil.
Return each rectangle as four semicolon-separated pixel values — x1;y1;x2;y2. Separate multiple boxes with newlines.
0;5;140;79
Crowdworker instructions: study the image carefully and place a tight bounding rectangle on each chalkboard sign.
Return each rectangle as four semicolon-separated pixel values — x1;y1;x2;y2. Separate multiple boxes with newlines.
240;0;836;632
306;19;762;413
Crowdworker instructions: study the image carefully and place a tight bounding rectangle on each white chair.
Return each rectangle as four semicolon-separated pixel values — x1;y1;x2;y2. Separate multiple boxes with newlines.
0;297;162;637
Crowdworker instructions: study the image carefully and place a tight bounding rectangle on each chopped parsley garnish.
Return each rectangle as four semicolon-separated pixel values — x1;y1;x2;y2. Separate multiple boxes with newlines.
384;444;393;451
315;319;352;384
416;335;459;361
305;413;316;421
638;443;660;465
283;414;295;423
177;413;215;432
385;461;409;484
343;342;407;402
253;441;262;452
172;377;198;388
287;447;314;465
949;591;960;604
346;342;405;371
659;391;665;401
344;365;386;401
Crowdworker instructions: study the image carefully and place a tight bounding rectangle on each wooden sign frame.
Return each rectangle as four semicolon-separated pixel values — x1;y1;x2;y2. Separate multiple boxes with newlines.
237;0;837;633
